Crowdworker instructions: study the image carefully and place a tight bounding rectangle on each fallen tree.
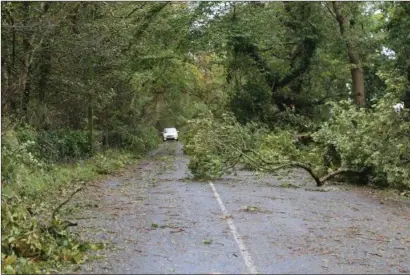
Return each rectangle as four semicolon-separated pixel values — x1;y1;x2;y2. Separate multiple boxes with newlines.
212;136;368;187
185;100;410;190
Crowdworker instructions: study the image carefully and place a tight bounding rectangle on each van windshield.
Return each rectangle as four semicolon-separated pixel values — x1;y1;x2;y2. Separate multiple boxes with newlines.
164;128;177;133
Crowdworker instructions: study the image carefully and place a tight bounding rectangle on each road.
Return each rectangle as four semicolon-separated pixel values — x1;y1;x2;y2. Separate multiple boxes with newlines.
69;142;410;274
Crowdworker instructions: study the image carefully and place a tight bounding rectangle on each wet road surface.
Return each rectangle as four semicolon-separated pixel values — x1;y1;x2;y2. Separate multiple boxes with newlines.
68;142;410;274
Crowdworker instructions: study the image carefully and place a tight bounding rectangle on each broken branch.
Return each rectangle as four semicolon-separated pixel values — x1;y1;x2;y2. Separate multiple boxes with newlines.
52;186;83;221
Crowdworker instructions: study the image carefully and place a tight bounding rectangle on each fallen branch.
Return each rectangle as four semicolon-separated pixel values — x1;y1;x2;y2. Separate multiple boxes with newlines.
264;162;322;186
263;163;367;186
245;147;369;186
213;140;321;185
213;138;368;187
319;167;368;185
52;186;83;221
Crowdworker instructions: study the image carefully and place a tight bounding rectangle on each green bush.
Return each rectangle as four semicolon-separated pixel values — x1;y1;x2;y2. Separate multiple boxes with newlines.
1;122;157;274
1;129;45;188
94;151;125;175
36;130;91;162
1;121;93;166
101;126;159;154
1;148;134;274
14;123;38;145
126;126;160;154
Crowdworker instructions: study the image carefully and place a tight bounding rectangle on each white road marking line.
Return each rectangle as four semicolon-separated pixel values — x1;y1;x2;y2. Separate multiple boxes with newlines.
209;181;258;274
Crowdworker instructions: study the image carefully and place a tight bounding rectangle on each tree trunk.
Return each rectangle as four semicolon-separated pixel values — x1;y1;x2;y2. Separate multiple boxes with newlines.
11;16;16;68
19;2;50;118
21;67;32;115
332;1;366;107
67;2;82;34
38;41;51;102
404;58;410;108
87;58;94;154
1;57;9;105
87;95;94;155
19;2;32;116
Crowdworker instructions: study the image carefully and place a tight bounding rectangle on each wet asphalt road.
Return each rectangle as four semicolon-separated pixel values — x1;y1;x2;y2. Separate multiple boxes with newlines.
69;142;410;274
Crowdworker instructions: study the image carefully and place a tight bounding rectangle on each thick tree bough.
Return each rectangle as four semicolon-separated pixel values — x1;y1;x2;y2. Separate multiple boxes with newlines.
264;162;322;186
319;167;368;186
244;147;367;186
215;140;368;187
264;163;367;187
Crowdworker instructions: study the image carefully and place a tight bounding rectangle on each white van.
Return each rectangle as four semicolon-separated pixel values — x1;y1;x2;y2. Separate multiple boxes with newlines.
162;127;179;141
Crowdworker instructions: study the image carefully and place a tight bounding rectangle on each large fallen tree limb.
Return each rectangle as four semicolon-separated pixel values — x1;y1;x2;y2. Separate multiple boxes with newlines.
245;147;367;186
214;139;367;187
263;163;366;186
319;167;369;185
263;162;322;186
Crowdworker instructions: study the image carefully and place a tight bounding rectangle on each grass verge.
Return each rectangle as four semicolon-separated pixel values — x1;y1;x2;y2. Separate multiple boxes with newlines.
1;150;138;274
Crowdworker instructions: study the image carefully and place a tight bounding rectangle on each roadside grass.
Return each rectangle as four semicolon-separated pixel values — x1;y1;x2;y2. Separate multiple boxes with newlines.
4;149;139;197
1;150;139;274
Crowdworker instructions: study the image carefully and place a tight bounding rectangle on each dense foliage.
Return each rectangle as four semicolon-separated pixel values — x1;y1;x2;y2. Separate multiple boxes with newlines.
186;96;410;190
2;1;410;273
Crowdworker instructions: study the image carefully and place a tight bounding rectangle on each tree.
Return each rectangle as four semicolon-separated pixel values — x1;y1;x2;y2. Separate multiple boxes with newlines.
384;2;410;106
331;1;366;107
